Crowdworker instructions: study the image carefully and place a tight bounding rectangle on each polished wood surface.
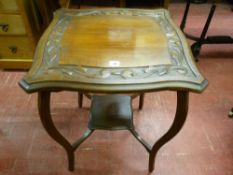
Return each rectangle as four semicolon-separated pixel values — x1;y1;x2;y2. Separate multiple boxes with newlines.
60;15;171;67
20;8;207;93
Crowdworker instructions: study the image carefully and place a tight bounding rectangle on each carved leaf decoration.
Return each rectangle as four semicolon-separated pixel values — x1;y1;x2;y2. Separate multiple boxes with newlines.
61;69;73;76
100;69;111;78
111;70;122;75
158;67;168;76
176;67;188;74
121;70;135;79
76;64;86;73
169;46;183;65
144;67;151;73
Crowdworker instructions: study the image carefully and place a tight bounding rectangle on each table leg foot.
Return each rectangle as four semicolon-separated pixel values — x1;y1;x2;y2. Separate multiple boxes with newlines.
228;108;233;118
68;151;75;171
148;91;189;172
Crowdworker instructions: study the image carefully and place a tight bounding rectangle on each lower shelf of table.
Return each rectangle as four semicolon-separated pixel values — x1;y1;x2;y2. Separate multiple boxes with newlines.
89;95;134;130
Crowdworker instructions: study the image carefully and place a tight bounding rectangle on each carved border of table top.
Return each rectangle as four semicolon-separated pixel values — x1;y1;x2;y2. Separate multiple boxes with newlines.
20;8;208;93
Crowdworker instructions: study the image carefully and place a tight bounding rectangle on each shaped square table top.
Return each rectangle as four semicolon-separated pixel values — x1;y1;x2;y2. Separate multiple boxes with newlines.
19;8;208;93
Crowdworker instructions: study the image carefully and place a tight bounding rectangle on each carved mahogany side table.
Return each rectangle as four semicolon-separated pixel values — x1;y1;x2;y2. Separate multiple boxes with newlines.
19;8;208;172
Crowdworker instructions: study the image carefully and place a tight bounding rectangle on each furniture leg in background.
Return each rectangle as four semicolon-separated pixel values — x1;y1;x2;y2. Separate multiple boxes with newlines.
180;1;233;61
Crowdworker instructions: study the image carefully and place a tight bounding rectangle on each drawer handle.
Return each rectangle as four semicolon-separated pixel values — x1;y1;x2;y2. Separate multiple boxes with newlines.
0;24;9;32
8;46;18;54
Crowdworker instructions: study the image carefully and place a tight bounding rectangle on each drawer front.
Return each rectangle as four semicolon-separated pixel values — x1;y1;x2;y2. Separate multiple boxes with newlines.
0;14;26;35
0;36;34;58
0;0;18;13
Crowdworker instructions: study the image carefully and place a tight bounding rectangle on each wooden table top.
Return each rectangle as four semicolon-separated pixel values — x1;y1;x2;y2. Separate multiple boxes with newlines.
19;8;208;93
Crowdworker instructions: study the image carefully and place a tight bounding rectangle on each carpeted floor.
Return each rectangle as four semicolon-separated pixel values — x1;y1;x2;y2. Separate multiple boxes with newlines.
0;3;232;175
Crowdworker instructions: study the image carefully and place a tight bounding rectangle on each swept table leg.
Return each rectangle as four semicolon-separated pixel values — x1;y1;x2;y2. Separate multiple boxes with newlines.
130;129;152;153
149;91;189;172
38;91;75;171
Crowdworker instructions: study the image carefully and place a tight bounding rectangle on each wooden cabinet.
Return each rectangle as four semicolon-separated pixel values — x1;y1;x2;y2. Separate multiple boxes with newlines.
0;0;43;69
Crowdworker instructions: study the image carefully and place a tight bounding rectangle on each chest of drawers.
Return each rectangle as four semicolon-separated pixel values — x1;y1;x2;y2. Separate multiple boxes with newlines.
0;0;40;69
